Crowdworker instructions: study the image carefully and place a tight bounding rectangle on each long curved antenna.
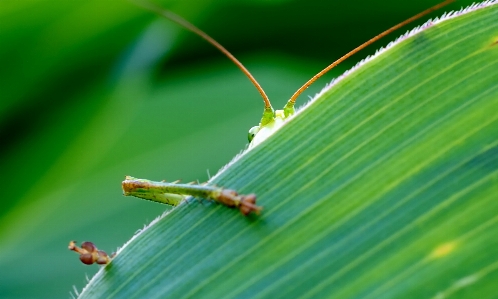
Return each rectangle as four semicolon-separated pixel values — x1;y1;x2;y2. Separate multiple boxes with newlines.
132;0;272;109
288;0;455;104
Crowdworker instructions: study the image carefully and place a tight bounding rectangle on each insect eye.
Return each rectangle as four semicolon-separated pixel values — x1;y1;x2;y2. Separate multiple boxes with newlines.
248;126;260;142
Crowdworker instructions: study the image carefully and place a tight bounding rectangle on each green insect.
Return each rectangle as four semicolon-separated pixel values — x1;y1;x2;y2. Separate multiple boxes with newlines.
123;0;454;211
121;0;454;204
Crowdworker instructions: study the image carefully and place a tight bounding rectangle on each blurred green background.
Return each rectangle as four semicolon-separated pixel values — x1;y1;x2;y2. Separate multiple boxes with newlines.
0;0;474;298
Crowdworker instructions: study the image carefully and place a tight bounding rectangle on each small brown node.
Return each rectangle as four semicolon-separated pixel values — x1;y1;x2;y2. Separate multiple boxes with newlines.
218;190;262;216
68;241;113;265
239;194;262;216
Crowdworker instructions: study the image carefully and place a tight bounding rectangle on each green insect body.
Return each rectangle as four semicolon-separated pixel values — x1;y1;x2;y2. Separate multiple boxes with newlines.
249;110;289;147
249;103;296;147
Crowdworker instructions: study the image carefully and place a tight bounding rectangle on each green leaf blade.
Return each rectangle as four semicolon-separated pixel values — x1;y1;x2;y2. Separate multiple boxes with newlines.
80;2;498;298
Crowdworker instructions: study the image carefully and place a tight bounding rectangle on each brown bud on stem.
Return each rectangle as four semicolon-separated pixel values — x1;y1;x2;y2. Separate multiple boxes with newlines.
68;241;114;265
